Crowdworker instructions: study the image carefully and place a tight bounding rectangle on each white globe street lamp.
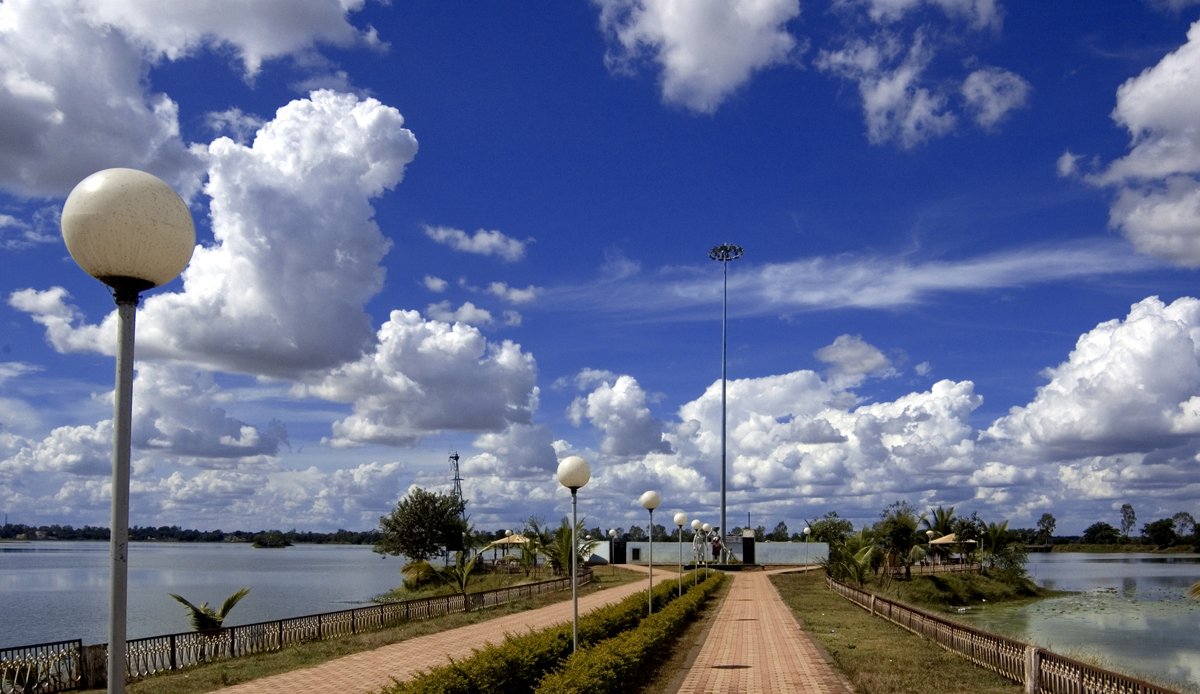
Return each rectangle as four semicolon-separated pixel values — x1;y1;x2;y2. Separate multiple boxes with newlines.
608;528;618;575
803;526;811;566
640;490;661;614
674;512;688;597
556;455;591;652
61;168;194;694
690;519;702;585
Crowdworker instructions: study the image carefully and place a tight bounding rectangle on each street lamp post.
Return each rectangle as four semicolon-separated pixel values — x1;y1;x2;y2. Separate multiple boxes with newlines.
674;512;688;597
640;490;661;615
61;169;194;694
556;455;591;653
708;243;743;542
608;528;618;575
803;526;811;566
927;529;935;572
690;519;702;585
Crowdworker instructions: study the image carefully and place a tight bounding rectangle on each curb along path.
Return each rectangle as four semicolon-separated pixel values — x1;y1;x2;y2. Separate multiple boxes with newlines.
673;569;853;694
214;567;652;694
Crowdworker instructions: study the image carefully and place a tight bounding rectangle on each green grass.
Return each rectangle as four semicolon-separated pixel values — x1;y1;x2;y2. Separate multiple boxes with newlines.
771;571;1021;694
873;571;1047;610
1052;543;1156;553
87;567;644;694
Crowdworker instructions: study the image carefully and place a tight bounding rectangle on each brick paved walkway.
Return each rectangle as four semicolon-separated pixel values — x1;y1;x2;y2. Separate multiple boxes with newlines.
214;568;652;694
673;569;854;693
212;566;850;694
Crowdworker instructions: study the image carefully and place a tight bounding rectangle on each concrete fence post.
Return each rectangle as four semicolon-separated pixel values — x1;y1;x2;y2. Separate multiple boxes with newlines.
1024;645;1039;694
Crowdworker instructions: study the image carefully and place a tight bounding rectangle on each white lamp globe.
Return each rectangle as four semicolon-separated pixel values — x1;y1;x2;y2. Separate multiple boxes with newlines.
640;490;661;511
803;527;811;536
674;512;688;527
702;523;712;533
609;528;617;538
556;455;591;490
691;519;702;531
61;168;195;292
505;529;513;537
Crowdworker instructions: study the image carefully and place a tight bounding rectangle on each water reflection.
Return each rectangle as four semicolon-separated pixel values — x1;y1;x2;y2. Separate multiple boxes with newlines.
1;541;404;647
960;553;1200;693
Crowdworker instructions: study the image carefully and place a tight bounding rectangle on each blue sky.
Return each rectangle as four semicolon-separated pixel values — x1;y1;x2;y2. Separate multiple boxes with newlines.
3;0;1200;536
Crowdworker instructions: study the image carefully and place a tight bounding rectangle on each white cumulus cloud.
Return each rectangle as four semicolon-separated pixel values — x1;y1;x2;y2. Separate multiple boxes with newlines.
595;0;801;113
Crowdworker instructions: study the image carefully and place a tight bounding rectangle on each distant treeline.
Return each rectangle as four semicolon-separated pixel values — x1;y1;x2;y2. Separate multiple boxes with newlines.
0;523;381;545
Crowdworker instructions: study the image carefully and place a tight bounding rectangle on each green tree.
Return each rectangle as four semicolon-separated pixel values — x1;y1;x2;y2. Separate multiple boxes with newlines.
807;511;854;545
1120;503;1136;539
876;501;922;580
1142;518;1177;548
768;521;789;542
251;530;291;548
1036;513;1056;543
823;528;877;586
1082;521;1121;544
374;487;466;563
169;588;250;634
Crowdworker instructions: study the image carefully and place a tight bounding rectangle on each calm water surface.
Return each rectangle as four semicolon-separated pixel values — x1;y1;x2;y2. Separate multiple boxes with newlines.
0;541;405;648
958;553;1200;692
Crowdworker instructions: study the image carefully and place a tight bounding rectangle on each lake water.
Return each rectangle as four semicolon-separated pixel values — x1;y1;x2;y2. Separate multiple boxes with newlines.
958;552;1200;693
0;541;406;648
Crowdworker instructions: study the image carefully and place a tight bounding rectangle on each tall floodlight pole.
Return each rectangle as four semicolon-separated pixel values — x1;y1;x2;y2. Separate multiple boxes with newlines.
61;169;195;694
708;244;743;541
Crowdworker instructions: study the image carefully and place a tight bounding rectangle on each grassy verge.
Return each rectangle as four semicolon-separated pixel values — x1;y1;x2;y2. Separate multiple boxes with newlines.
88;568;643;694
771;571;1021;694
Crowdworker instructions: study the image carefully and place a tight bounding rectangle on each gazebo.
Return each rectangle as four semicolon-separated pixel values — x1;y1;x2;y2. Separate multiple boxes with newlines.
929;532;977;564
483;534;532;572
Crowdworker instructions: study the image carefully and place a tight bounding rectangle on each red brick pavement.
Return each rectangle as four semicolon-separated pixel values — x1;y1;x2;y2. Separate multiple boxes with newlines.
673;569;854;693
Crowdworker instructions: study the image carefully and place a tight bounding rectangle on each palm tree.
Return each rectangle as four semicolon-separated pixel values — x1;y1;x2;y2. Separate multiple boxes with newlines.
169;588;250;634
921;505;957;534
921;506;956;563
982;520;1010;569
542;518;600;576
437;551;481;609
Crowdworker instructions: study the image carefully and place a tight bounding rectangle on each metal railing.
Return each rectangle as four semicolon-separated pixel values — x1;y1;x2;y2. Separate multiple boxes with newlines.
826;575;1179;694
2;569;591;692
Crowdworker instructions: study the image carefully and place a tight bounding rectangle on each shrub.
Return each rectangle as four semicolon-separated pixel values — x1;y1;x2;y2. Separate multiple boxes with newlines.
534;573;725;693
385;573;704;693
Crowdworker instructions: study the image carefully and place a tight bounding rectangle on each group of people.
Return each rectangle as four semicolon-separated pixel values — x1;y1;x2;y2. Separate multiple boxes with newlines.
691;526;731;564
